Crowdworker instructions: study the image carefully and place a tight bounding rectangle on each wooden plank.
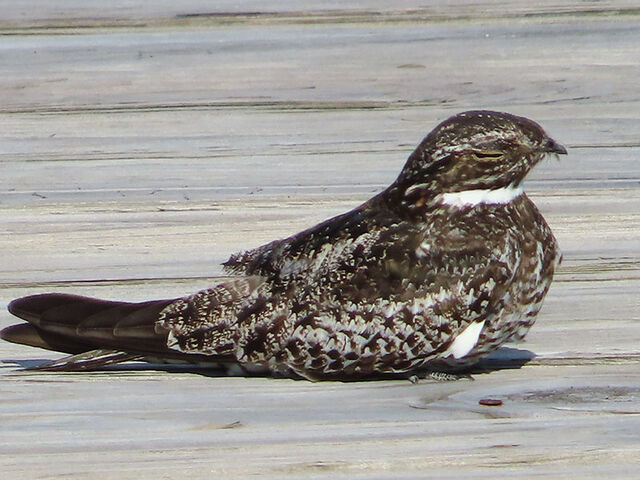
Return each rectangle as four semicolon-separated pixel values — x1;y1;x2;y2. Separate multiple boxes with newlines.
1;1;639;478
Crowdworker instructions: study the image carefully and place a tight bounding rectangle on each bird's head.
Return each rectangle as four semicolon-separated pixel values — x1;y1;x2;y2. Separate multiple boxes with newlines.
394;110;566;207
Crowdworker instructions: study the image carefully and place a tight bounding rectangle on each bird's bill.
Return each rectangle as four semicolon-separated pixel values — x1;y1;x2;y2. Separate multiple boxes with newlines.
542;138;567;155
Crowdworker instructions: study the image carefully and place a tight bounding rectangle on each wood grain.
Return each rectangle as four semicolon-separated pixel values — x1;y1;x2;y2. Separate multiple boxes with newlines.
1;2;639;478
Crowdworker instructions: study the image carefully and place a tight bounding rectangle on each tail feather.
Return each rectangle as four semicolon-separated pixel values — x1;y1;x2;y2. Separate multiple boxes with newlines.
25;349;143;371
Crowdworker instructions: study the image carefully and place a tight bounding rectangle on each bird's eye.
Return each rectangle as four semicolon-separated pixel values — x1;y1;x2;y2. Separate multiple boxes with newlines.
471;151;504;161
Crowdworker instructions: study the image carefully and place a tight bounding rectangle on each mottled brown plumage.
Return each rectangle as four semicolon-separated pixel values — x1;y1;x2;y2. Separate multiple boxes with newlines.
1;111;566;380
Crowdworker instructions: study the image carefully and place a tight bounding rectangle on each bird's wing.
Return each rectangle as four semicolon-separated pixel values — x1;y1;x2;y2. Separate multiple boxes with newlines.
299;205;522;373
218;197;521;375
222;207;366;277
226;198;519;319
156;276;266;356
2;293;177;370
4;293;175;354
2;277;265;370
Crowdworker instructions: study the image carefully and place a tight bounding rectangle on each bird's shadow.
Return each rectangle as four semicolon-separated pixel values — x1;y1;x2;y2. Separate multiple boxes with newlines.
471;346;536;373
2;359;53;370
0;358;239;378
1;346;535;381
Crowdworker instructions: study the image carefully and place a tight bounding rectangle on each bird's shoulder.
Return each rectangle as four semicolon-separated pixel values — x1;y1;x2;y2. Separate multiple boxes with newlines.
222;195;402;278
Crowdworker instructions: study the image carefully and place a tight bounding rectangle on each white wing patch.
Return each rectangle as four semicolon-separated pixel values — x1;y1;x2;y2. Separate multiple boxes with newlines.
438;185;523;207
444;320;486;359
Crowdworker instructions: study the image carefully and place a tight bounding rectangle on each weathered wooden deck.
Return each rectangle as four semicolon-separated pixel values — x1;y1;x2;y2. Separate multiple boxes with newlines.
1;2;639;478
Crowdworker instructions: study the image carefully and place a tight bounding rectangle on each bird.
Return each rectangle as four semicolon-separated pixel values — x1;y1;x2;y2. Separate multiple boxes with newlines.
1;110;567;381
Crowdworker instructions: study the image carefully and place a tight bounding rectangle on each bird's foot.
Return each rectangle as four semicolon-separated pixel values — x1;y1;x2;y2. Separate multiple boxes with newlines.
408;370;474;384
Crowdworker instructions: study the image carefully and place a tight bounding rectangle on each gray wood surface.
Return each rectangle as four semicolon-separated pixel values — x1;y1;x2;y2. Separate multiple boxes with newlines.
1;2;639;478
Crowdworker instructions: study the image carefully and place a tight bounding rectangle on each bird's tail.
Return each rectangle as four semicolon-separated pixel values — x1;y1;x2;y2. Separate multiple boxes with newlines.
2;293;176;370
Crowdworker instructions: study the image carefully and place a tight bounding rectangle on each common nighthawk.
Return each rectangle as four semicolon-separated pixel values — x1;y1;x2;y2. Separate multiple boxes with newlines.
1;111;566;380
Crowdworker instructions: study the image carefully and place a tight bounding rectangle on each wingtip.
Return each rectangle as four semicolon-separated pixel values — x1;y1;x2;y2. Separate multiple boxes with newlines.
7;293;89;322
0;323;51;349
7;296;28;316
0;324;17;342
8;293;55;316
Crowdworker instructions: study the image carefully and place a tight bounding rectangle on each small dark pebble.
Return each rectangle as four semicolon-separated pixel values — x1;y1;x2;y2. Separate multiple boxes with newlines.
479;398;503;407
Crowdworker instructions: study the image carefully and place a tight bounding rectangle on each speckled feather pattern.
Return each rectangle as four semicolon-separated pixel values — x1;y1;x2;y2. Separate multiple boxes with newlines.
160;191;559;379
3;110;565;380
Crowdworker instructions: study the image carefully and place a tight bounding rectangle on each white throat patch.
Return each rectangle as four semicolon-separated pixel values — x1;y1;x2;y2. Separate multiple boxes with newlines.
438;185;523;208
